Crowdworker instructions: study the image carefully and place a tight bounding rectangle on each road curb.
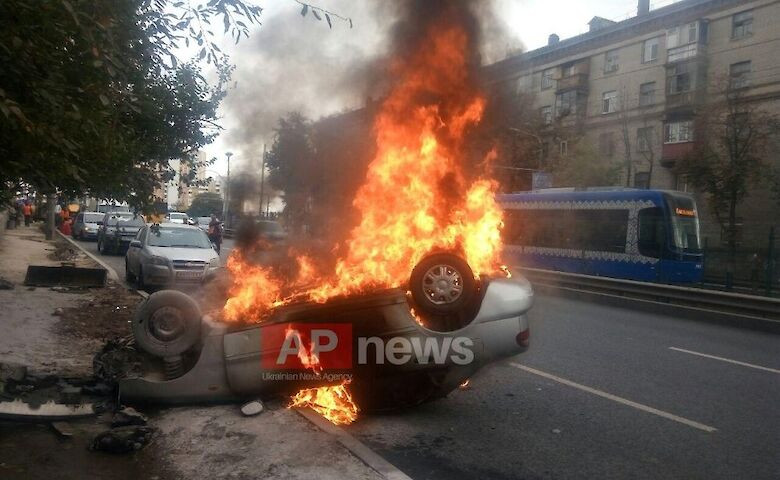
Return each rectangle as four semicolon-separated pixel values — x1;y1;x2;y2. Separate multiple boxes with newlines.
295;408;412;480
56;230;120;282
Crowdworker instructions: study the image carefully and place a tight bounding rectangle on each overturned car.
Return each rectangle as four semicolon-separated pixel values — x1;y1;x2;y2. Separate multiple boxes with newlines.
120;253;533;412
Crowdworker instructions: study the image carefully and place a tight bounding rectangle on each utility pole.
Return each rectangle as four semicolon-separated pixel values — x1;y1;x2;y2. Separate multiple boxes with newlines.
259;144;266;219
222;151;232;227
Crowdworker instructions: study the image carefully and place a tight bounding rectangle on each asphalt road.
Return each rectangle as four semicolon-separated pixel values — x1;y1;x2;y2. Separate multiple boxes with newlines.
346;293;780;480
71;234;235;286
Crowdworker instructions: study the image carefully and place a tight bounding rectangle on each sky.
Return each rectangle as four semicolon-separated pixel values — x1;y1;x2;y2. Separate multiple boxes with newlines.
202;0;682;177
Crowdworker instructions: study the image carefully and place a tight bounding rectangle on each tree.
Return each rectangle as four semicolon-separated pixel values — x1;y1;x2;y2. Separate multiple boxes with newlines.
265;112;317;232
675;85;779;288
547;139;622;188
0;1;265;206
188;192;223;217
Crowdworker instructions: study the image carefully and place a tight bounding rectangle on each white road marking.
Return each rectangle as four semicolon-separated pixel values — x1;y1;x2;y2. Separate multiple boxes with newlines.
508;363;717;433
669;347;780;374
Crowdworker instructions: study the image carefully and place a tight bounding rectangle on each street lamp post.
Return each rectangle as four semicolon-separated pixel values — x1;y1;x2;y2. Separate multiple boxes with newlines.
222;152;232;227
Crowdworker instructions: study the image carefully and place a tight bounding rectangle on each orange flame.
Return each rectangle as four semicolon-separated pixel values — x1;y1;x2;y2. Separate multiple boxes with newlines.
222;18;504;323
289;381;359;425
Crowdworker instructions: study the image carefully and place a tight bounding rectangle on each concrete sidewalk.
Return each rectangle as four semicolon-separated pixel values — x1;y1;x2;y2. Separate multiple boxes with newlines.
0;224;384;480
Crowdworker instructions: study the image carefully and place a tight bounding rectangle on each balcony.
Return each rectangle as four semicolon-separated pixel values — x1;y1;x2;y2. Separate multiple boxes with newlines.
556;73;589;94
665;88;705;115
660;141;694;167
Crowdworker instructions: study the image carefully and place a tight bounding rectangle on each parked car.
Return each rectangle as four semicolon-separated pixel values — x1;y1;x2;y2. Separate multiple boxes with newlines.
257;220;287;242
195;216;212;232
164;212;190;224
125;224;221;290
71;212;105;240
97;212;146;254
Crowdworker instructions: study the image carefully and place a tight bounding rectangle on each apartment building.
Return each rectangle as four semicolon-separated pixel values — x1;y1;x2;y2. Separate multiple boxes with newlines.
484;0;780;248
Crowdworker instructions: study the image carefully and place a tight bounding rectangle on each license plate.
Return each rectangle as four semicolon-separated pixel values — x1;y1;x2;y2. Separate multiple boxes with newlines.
176;271;203;279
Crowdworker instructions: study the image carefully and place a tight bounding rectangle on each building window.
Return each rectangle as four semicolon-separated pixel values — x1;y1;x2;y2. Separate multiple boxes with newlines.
637;126;654;152
667;22;699;48
732;11;753;39
634;172;651;189
556;90;577;117
729;61;751;89
664;120;693;143
559;140;568;156
676;174;691;192
540;106;552;125
602;90;618;114
599;132;615;157
604;49;619;73
639;82;656;106
667;22;702;62
642;37;660;63
541;68;554;90
667;63;693;94
561;63;574;78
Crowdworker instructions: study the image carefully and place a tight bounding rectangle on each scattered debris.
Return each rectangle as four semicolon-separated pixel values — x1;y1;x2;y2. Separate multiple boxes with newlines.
552;428;562;434
93;337;142;385
240;400;264;416
0;276;13;289
0;399;96;421
90;426;155;453
50;421;74;438
52;308;64;316
111;406;148;428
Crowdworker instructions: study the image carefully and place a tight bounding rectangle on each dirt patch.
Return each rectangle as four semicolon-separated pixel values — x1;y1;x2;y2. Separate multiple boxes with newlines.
55;286;141;341
46;241;81;262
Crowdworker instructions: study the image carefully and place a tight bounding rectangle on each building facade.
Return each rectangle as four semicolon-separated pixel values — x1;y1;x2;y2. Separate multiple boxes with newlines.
484;0;780;250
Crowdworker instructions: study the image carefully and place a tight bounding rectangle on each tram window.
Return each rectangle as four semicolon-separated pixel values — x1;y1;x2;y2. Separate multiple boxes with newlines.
577;209;628;252
503;208;627;252
638;207;665;257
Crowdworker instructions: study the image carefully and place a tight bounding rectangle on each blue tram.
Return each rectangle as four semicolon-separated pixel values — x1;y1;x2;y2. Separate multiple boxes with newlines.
498;188;703;283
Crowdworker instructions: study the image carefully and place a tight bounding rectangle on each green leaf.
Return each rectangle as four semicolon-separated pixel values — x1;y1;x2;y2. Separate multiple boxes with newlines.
99;94;109;106
300;4;308;16
312;9;321;20
325;13;331;29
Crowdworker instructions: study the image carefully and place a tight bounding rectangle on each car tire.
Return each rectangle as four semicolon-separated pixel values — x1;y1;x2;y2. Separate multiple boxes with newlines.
409;253;477;316
132;290;202;358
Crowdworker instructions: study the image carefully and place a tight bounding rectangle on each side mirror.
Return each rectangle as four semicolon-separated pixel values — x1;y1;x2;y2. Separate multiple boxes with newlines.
130;240;142;248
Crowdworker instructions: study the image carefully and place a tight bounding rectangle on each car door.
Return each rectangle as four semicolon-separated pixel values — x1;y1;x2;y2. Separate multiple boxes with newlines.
127;227;146;274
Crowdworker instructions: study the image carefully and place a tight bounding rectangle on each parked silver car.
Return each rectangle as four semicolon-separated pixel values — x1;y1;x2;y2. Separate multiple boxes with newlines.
71;212;104;240
125;224;221;290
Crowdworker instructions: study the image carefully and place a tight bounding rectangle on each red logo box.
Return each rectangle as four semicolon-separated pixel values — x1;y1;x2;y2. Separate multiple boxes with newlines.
260;322;352;370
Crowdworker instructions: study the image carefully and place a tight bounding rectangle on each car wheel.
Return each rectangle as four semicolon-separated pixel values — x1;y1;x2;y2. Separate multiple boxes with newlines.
409;253;477;316
131;290;202;358
125;259;136;283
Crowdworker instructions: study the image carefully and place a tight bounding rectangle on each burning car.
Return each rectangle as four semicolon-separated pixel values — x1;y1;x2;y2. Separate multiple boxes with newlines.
120;252;532;417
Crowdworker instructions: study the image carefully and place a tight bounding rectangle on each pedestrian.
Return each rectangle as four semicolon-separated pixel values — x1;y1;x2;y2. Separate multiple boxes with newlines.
208;214;223;255
22;202;32;226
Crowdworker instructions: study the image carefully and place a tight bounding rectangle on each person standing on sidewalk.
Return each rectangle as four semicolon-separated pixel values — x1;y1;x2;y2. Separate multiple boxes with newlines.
22;202;32;226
